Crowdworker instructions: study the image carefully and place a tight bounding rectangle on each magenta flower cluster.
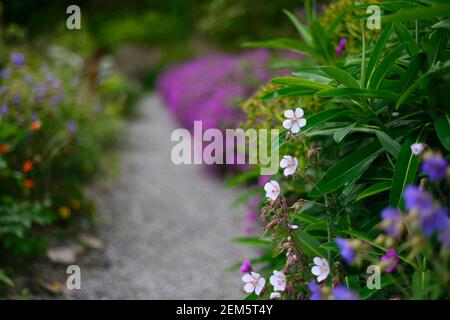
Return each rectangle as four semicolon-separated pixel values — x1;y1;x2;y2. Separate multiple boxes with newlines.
156;50;272;131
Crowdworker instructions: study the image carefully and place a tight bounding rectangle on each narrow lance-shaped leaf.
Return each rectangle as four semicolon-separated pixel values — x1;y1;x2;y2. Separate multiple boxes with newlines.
309;141;383;197
365;24;394;87
321;66;360;89
435;116;450;151
283;9;312;44
375;130;401;159
389;131;427;209
356;181;391;201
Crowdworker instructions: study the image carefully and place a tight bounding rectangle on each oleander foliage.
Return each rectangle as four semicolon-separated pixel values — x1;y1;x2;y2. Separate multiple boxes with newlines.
235;0;450;300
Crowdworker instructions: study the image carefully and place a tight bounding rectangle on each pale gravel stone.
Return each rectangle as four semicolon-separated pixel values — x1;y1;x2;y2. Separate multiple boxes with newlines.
70;94;252;300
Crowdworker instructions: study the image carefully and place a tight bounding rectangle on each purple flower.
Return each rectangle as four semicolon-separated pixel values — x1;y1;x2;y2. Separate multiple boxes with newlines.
421;154;448;181
67;120;78;133
336;237;355;264
1;69;10;79
403;185;433;211
0;86;7;95
10;53;25;67
11;94;21;106
0;104;8;115
308;281;322;300
419;206;449;237
332;285;358;300
380;248;399;273
381;207;403;238
239;259;252;273
335;38;347;57
24;74;33;83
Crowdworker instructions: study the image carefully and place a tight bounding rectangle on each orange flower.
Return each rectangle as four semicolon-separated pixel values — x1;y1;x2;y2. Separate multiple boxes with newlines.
24;179;34;188
23;160;33;172
58;206;71;219
30;120;42;131
0;144;9;154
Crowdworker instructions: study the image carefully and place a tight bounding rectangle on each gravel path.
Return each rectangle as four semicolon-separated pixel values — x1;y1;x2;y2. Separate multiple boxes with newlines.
71;94;251;299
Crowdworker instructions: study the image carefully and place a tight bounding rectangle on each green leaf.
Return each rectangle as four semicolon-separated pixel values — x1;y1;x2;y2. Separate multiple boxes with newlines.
356;181;392;201
321;66;360;88
393;22;419;56
271;77;332;90
243;38;315;56
0;269;14;287
382;6;450;24
262;87;317;100
316;88;401;101
310;20;333;63
319;241;340;253
365;24;394;87
309;142;383;197
292;229;327;258
375;130;401;159
232;237;272;248
333;122;356;143
389;131;427;209
432;19;450;30
283;9;312;44
369;44;406;89
434;115;450;151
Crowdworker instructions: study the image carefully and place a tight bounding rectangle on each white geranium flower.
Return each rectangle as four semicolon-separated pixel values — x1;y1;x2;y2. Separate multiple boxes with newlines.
264;180;280;201
269;270;286;291
311;257;330;282
280;155;298;177
270;292;281;300
410;143;425;156
282;108;306;133
242;272;266;295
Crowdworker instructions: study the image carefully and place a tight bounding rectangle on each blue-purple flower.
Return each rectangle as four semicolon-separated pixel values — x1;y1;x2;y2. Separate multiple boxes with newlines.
421;154;448;181
0;86;7;95
1;69;10;79
10;53;25;67
336;237;355;264
419;206;449;237
403;185;433;211
381;207;403;238
67;120;78;133
0;104;8;115
332;285;358;300
308;281;322;300
380;248;399;273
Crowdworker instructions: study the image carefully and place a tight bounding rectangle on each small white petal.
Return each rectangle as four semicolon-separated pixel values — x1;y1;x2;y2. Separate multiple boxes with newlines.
317;272;328;283
282;119;293;130
254;278;266;295
290;122;300;133
284;109;294;118
311;266;322;276
242;274;253;283
284;166;296;176
244;282;255;293
295;108;304;118
290;224;299;230
297;118;307;128
280;158;289;168
270;292;281;300
313;257;323;266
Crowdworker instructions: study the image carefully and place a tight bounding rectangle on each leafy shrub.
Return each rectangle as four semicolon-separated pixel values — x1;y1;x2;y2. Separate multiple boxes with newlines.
235;0;450;300
0;42;127;288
